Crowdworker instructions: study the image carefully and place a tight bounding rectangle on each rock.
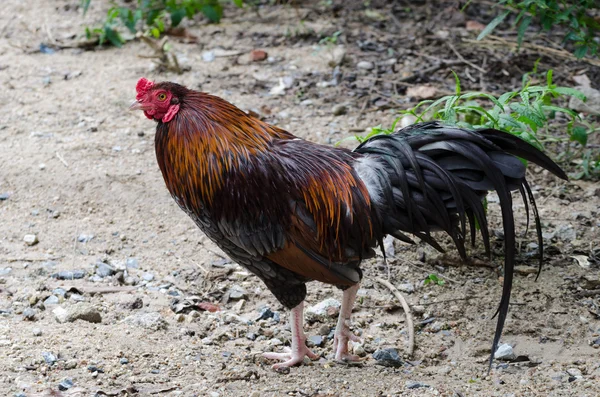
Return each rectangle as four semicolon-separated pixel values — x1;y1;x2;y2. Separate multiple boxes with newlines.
22;308;37;321
32;328;42;336
406;381;429;389
0;192;9;200
397;283;415;293
53;303;102;323
256;307;276;321
357;61;374;70
58;378;73;391
567;368;583;378
142;272;155;282
51;270;86;280
555;225;576;242
124;312;167;330
406;85;438;100
569;86;600;115
42;351;57;365
44;295;60;306
121;297;144;310
306;298;341;322
353;344;366;357
494;343;516;361
77;234;94;243
202;51;215;62
0;267;11;276
120;357;129;364
53;288;67;297
126;257;139;268
246;332;257;341
373;348;403;367
228;285;247;300
306;335;323;347
329;46;346;67
232;299;245;313
580;275;600;290
23;234;39;246
64;360;77;370
332;104;347;116
250;49;268;62
96;262;115;278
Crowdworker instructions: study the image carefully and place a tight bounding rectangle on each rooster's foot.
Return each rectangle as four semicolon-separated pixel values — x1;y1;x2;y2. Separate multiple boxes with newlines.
263;346;319;369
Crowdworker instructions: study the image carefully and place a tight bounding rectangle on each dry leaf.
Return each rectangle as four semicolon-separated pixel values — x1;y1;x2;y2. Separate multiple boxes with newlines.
466;20;486;31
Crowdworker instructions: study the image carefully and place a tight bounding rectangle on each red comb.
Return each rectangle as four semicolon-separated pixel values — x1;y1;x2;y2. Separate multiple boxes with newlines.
136;77;154;100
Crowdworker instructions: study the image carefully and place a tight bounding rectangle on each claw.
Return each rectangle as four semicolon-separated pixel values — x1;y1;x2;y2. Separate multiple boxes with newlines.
262;302;319;369
263;346;318;369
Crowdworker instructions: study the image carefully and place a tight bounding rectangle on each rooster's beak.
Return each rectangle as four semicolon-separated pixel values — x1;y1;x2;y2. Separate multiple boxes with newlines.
129;100;146;111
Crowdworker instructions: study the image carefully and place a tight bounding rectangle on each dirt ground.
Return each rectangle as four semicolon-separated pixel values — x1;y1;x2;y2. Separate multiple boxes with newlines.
1;1;599;396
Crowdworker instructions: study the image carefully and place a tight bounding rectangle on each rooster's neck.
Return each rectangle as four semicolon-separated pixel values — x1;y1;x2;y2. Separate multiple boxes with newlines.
154;92;294;213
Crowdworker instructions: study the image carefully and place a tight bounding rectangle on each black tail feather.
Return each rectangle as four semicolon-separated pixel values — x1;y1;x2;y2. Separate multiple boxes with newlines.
353;121;566;372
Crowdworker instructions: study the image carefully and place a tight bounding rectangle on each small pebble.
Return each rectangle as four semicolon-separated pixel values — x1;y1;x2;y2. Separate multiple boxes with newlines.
357;61;374;70
23;308;37;321
373;348;403;367
120;357;129;365
306;335;323;347
332;104;347;116
23;234;39;246
42;352;57;365
44;295;59;306
51;270;86;280
142;273;155;282
32;328;42;336
58;378;74;391
494;343;516;361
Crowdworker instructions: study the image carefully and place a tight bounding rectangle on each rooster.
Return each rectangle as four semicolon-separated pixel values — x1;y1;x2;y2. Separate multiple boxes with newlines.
131;78;567;370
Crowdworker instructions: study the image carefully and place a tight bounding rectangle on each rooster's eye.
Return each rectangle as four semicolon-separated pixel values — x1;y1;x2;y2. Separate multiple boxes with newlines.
157;93;167;101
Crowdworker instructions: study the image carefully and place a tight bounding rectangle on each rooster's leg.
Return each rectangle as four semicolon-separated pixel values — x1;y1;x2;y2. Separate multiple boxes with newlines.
333;284;361;361
262;301;318;369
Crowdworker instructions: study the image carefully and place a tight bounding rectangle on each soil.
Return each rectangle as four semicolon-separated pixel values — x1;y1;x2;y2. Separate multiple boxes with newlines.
1;1;599;396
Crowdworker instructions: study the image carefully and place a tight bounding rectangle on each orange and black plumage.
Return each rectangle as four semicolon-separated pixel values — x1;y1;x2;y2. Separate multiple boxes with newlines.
131;78;567;370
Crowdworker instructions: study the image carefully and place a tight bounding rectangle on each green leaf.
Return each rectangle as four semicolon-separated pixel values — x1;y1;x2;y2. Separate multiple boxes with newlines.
517;16;532;48
170;8;186;27
546;69;553;87
570;126;588;146
232;0;244;7
201;4;223;23
574;45;588;59
451;70;461;95
477;10;510;41
81;0;91;15
104;26;123;47
552;87;586;101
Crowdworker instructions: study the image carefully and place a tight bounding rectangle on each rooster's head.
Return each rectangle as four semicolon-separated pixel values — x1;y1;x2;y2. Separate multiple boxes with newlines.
130;78;182;123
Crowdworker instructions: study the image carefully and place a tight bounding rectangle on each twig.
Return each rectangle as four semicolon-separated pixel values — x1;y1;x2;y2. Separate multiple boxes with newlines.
374;277;415;357
446;41;487;73
56;152;69;167
3;256;61;262
216;370;259;383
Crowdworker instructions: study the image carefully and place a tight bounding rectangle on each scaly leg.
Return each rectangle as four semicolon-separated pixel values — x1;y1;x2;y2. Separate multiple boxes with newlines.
262;301;318;369
333;284;361;361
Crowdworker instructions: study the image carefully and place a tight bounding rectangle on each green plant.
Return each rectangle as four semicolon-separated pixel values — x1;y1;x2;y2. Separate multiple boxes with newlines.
82;0;244;47
352;69;598;178
423;274;445;286
475;0;600;58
